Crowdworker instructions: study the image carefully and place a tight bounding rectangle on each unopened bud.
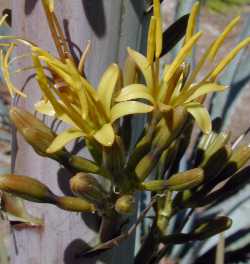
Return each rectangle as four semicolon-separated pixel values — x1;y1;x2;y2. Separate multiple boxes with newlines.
10;107;66;159
141;168;203;192
0;174;56;203
70;173;108;206
10;107;53;136
56;196;95;213
115;194;136;215
166;168;204;191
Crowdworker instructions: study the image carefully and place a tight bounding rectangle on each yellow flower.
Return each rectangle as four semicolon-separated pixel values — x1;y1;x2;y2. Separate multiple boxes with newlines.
116;1;250;134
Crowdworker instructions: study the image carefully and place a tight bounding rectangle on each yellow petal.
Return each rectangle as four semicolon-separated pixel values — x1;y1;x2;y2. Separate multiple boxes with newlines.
158;103;172;113
43;0;54;12
115;84;155;104
184;2;200;44
35;100;55;116
184;17;240;90
147;16;156;64
123;55;137;86
174;83;227;106
110;101;153;123
97;64;120;116
206;37;250;81
164;32;202;83
208;16;240;61
127;47;154;93
153;0;163;57
184;83;227;103
47;129;84;153
185;102;211;134
93;123;115;147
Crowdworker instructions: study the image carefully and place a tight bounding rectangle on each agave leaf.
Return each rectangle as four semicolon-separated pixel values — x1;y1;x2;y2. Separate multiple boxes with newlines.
47;128;85;153
127;48;153;92
97;64;120;116
115;84;154;103
93;123;115;147
110;101;153;123
161;14;190;57
185;102;211;134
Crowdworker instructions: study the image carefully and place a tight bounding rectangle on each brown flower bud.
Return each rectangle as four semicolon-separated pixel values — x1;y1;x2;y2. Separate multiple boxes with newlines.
56;196;95;213
70;173;108;206
0;174;56;203
115;194;135;215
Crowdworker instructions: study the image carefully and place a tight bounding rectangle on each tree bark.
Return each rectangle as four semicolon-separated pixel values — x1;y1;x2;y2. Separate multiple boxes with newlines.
10;1;146;263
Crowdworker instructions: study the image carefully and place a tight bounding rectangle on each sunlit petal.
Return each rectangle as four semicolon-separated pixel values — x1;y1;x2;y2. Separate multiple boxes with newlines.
185;102;211;134
93;123;115;147
47;128;85;153
110;101;153;123
115;84;154;104
98;64;120;116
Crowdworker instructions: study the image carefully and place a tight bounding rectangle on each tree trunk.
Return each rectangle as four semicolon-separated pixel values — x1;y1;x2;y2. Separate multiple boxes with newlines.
10;1;146;263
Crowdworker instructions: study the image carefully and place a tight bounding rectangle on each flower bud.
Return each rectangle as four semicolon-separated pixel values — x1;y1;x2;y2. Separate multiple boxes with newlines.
166;168;204;191
70;173;108;206
55;196;95;213
141;168;203;192
0;174;56;203
115;194;136;215
192;216;232;240
10;107;66;160
10;107;53;136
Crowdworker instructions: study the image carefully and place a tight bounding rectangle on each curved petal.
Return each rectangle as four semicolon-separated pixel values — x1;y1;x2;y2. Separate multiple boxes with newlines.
35;100;55;116
164;32;202;83
185;102;211;134
110;101;153;123
47;129;84;153
97;64;120;116
184;83;226;103
93;123;115;147
174;83;227;106
127;48;154;93
115;84;154;104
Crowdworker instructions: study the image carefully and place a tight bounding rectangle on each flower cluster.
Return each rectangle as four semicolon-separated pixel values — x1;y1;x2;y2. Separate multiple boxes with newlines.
0;0;250;261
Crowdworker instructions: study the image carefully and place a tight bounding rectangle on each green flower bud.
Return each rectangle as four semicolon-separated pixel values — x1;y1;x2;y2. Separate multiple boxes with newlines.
115;194;136;215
